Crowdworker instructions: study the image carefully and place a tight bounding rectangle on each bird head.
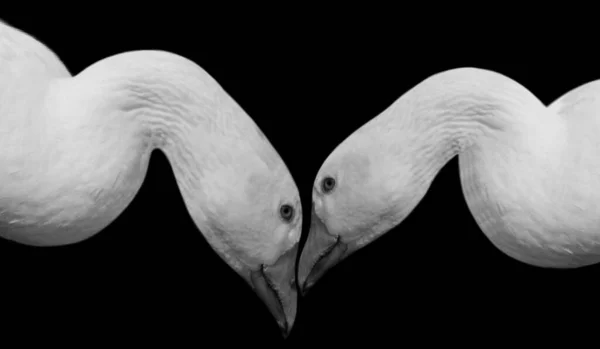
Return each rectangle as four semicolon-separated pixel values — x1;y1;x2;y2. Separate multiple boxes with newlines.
189;136;302;338
298;121;421;295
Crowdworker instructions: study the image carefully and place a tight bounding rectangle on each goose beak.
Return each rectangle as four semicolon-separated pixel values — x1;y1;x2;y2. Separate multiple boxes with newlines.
250;243;298;338
298;205;348;296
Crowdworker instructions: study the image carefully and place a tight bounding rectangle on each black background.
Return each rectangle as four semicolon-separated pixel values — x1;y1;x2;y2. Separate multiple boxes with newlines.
1;12;598;347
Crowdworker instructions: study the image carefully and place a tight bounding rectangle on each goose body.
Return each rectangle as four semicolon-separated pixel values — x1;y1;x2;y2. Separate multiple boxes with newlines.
0;22;301;335
299;67;600;291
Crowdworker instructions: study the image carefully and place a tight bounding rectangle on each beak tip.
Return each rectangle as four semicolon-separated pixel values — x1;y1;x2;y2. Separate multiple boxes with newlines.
299;280;312;297
297;268;311;294
278;320;292;339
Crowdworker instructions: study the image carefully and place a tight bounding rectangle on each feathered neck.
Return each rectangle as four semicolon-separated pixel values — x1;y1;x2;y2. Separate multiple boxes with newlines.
0;22;285;257
361;68;567;185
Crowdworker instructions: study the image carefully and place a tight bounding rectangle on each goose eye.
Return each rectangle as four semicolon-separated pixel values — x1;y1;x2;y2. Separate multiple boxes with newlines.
321;176;336;194
279;204;294;222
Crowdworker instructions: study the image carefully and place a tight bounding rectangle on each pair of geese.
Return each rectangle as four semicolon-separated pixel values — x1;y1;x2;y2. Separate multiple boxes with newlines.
2;22;600;337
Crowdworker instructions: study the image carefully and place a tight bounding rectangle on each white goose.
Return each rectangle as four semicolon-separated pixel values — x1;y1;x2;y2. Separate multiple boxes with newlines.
0;21;301;335
298;67;600;292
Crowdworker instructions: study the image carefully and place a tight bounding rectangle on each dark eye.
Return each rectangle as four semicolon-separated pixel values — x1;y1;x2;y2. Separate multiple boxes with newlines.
321;176;336;193
279;204;294;222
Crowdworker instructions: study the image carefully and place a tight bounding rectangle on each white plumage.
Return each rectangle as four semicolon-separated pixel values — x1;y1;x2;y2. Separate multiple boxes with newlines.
300;67;600;290
0;21;301;333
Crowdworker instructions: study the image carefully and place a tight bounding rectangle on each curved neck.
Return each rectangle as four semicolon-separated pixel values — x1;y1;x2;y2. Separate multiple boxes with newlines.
1;23;297;272
346;69;568;237
372;69;562;182
1;47;278;252
66;50;280;238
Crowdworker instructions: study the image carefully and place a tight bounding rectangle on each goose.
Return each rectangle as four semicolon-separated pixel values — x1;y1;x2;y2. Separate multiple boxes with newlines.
298;67;600;292
0;21;302;336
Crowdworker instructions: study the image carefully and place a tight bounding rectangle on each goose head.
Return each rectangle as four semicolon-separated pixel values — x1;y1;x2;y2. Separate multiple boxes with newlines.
189;145;302;336
297;123;406;293
0;21;301;336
